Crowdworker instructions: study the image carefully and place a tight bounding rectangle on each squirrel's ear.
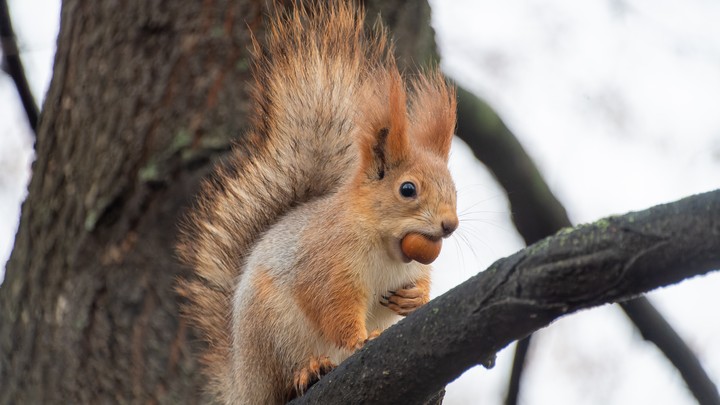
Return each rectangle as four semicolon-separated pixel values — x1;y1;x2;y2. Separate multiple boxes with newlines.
409;71;457;161
357;70;409;180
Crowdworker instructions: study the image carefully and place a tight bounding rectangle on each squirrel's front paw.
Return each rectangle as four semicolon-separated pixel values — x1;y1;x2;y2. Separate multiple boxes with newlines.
292;355;335;397
380;284;429;316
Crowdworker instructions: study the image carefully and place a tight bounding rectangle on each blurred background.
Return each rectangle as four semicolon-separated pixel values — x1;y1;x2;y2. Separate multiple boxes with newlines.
1;0;718;403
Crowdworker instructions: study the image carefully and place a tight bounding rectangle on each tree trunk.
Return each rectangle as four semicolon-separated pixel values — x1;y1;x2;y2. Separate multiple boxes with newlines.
0;1;434;403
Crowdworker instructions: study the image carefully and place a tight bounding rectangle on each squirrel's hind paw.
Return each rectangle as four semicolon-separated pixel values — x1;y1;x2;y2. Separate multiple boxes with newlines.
292;355;336;398
366;329;381;342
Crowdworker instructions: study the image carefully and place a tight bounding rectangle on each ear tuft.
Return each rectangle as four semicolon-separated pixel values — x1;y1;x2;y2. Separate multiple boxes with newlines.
408;70;457;161
357;67;409;179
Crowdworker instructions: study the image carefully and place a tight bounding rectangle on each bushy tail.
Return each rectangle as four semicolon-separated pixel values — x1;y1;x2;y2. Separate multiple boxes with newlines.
176;2;392;400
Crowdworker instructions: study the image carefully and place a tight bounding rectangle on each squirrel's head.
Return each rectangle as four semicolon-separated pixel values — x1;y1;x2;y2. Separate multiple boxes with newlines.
350;68;458;264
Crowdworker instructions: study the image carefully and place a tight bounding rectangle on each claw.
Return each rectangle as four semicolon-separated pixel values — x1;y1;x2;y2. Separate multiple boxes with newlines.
292;355;336;398
365;329;381;343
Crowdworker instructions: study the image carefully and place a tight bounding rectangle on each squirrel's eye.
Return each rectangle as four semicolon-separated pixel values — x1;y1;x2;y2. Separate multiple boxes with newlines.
399;181;417;198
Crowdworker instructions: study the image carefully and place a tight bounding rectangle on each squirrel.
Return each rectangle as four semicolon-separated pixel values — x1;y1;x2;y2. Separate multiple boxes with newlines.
177;2;458;404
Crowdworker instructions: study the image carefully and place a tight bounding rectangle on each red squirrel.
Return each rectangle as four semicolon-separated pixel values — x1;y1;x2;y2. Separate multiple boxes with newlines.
177;2;458;403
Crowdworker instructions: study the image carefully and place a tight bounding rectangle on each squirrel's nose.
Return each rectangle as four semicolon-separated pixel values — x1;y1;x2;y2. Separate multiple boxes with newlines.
441;219;458;237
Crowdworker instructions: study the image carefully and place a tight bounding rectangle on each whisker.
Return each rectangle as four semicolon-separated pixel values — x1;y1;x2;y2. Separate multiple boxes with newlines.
459;233;484;269
459;217;516;235
458;197;506;216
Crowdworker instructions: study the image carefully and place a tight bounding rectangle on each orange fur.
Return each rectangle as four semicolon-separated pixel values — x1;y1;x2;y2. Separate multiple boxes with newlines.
409;71;458;160
294;244;369;350
357;69;410;178
416;273;432;302
385;71;411;165
177;2;458;404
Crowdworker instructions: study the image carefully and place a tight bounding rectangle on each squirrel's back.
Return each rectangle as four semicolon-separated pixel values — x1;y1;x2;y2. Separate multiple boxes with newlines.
176;2;393;399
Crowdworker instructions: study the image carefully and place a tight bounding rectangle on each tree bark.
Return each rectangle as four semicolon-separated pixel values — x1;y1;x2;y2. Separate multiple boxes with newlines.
0;1;434;403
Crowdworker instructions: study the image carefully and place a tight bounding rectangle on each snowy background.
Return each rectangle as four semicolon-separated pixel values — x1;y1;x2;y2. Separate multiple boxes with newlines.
1;0;719;404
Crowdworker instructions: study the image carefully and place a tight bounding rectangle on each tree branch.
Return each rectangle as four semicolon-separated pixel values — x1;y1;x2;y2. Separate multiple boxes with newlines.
455;86;569;244
292;190;720;405
0;0;38;133
621;298;720;404
454;85;565;405
504;335;530;405
454;85;717;404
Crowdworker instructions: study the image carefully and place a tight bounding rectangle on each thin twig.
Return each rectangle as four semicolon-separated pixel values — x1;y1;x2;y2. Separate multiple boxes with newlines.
621;299;720;404
0;0;39;133
505;336;531;405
